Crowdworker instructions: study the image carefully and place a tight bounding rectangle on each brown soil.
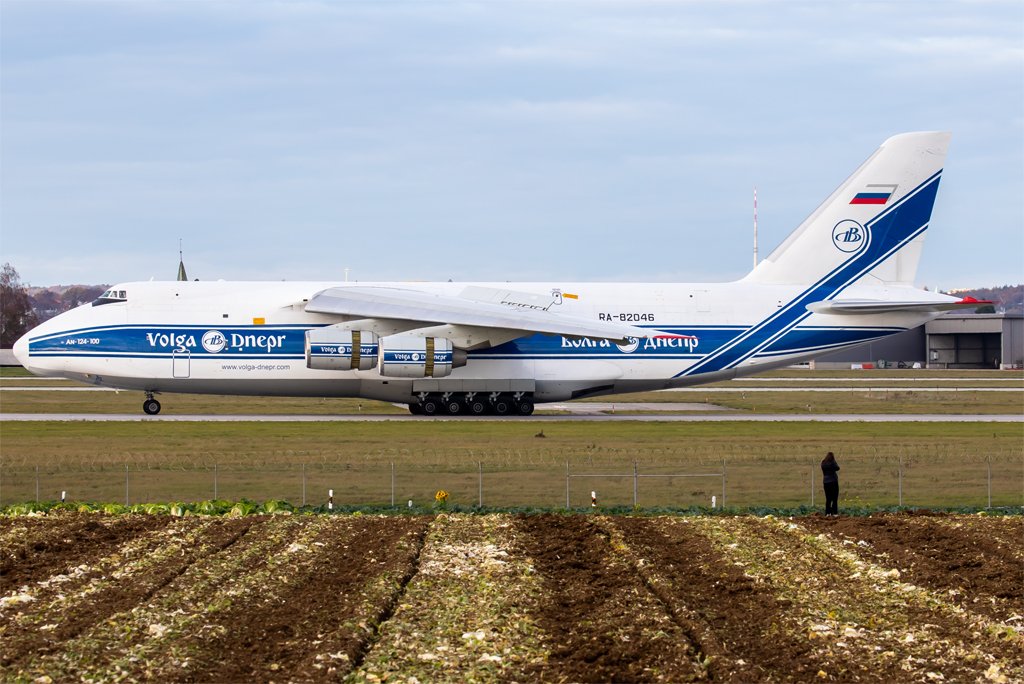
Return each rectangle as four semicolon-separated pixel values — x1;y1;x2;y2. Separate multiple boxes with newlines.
944;515;1024;561
737;516;1023;682
0;512;172;592
167;515;431;683
1;517;257;670
799;512;1024;621
514;513;706;682
611;516;825;682
2;513;1021;682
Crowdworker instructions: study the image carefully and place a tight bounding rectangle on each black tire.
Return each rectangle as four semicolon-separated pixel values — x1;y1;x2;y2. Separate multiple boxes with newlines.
467;399;487;415
143;399;161;415
409;403;423;415
516;399;535;416
492;397;511;415
421;398;440;416
445;399;463;415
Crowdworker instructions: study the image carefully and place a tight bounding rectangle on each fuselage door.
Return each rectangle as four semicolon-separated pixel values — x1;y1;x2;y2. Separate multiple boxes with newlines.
172;347;190;378
695;289;711;313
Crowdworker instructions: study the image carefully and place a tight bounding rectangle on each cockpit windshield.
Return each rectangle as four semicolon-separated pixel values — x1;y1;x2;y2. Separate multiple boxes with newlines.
92;289;128;306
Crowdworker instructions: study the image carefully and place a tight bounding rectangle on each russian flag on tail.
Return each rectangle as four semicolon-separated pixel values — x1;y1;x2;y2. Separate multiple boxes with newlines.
851;183;898;205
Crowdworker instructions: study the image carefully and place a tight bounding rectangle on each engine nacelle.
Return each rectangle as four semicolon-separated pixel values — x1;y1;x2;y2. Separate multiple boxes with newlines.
305;328;378;371
378;334;455;378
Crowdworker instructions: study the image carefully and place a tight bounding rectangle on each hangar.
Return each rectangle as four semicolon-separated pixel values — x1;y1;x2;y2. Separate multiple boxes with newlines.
925;313;1023;369
815;312;1024;369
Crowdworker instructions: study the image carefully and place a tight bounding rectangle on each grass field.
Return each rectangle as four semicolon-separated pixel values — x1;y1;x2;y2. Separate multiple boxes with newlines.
2;367;1021;509
1;421;1020;509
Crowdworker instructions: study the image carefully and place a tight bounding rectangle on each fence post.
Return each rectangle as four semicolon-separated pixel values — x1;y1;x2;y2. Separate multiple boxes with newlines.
722;458;727;508
214;463;218;500
35;465;40;503
987;457;992;509
390;462;395;508
302;464;307;507
810;464;815;507
478;461;483;508
565;461;570;510
125;464;129;506
898;453;903;507
633;461;638;508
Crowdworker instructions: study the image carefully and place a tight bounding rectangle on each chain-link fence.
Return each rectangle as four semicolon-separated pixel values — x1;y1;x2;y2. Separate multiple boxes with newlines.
2;447;1021;510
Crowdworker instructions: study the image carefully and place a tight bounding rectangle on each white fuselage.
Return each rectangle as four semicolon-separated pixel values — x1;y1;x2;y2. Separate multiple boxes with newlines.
16;279;944;403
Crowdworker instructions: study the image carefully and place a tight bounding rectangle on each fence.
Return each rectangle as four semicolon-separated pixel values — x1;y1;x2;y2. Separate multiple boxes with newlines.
1;451;1021;510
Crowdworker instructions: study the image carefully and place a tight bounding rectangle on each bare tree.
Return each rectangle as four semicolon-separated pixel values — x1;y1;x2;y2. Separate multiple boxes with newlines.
1;263;38;347
60;284;106;309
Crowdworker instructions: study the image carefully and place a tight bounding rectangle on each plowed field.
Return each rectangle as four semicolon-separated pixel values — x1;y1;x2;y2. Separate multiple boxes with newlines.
1;512;1021;683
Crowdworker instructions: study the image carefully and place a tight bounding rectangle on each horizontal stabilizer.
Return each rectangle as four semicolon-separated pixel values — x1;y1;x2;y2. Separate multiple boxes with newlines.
807;296;991;316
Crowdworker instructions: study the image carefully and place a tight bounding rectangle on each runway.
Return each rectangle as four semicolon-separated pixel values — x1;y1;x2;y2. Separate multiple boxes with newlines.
2;412;1020;422
3;386;1021;393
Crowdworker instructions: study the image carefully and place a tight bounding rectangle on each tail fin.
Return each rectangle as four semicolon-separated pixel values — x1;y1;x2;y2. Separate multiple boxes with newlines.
744;132;950;287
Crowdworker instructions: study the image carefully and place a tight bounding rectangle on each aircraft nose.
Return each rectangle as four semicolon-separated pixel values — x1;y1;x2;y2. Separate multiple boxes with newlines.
13;331;31;370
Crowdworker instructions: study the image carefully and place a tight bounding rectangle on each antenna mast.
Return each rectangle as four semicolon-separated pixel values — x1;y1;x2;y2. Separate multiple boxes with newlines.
753;186;759;269
176;238;188;281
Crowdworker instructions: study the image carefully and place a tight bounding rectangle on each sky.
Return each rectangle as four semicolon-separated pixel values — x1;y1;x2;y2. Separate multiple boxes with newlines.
1;0;1022;291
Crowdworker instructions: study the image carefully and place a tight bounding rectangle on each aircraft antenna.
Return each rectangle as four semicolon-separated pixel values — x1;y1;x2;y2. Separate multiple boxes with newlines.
177;239;188;282
753;186;759;269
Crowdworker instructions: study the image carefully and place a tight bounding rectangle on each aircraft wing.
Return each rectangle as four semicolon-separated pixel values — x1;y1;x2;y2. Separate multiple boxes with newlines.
305;285;665;344
807;297;992;315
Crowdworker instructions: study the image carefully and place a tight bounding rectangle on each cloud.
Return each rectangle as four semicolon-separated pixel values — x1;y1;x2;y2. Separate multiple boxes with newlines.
466;97;676;122
1;0;1020;287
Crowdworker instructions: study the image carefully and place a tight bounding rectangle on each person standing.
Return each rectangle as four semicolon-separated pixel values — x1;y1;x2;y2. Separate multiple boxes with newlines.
821;452;840;516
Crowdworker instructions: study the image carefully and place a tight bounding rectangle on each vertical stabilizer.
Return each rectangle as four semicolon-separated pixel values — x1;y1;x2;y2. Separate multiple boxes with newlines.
743;132;950;287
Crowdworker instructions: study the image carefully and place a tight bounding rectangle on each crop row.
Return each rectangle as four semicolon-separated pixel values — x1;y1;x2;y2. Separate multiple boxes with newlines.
1;512;1021;682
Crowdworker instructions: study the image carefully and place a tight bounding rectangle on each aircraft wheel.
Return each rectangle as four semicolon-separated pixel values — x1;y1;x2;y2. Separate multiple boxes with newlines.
143;399;161;415
421;397;440;416
409;403;423;415
516;399;535;416
445;398;463;415
467;398;487;415
492;396;511;415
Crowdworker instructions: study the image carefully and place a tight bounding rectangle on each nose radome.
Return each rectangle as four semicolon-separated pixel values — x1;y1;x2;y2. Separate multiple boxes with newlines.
13;331;30;370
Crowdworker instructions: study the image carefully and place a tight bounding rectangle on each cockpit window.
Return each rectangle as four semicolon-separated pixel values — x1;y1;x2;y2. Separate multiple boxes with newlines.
92;289;128;306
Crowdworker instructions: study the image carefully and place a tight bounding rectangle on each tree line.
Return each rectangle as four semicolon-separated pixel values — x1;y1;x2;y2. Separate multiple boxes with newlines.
0;263;107;347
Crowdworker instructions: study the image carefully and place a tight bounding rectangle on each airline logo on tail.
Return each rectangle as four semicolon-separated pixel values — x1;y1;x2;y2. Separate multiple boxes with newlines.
850;183;898;205
831;219;868;253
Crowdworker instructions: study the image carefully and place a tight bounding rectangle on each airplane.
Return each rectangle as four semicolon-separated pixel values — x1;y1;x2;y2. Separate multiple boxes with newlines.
14;131;984;417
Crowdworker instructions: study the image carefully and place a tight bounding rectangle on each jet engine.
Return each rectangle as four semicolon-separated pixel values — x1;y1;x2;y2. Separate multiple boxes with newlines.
305;329;378;371
378;334;465;378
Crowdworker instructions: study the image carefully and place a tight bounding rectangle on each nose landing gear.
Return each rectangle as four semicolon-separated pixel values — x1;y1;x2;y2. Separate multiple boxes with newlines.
143;393;161;415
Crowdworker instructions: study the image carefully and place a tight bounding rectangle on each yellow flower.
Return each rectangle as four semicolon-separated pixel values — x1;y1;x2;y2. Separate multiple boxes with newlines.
435;490;449;503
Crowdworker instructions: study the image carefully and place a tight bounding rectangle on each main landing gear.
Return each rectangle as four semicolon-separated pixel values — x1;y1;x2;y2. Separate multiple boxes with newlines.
410;391;535;417
143;393;161;415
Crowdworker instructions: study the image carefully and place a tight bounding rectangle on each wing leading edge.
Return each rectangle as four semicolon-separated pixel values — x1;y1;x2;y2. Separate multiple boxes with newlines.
305;285;669;346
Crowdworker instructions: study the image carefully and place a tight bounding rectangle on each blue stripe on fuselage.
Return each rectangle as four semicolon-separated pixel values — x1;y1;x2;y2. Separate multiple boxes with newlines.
30;324;908;366
675;171;941;378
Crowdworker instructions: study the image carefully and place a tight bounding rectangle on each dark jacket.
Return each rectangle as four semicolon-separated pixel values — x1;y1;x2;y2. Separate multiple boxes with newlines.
821;460;840;484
